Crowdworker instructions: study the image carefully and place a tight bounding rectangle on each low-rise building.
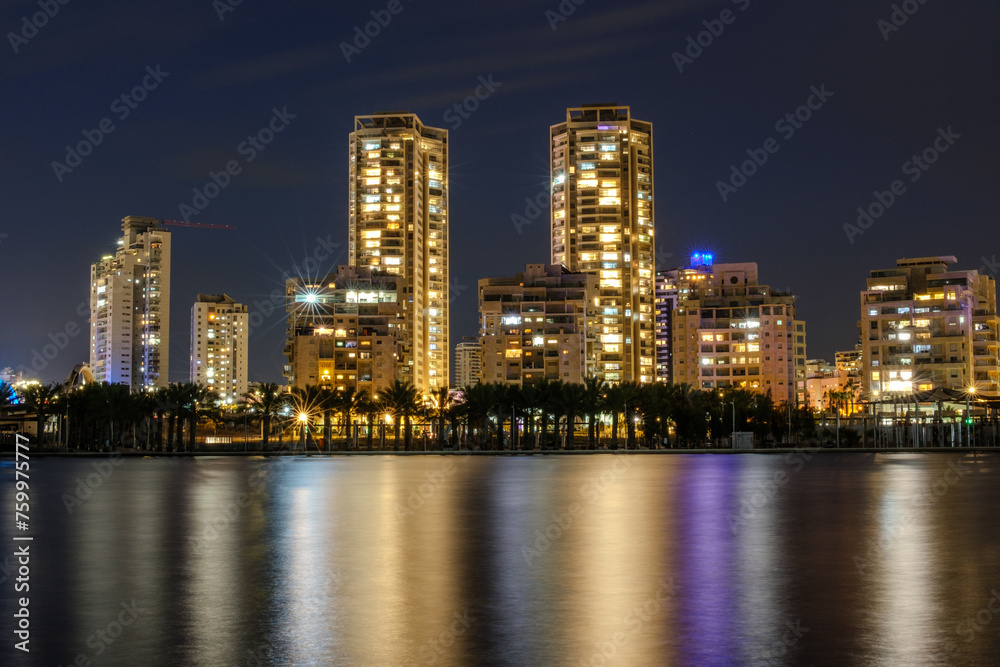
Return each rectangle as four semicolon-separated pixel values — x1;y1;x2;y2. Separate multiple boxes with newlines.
285;266;403;395
479;264;599;386
860;256;1000;400
671;257;807;404
454;340;482;388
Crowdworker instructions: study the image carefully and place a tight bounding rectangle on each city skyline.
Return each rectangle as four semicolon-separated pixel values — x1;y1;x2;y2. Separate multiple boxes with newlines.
2;1;998;385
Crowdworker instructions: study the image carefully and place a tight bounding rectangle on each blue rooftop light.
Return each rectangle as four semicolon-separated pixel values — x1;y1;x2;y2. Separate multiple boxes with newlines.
690;252;715;268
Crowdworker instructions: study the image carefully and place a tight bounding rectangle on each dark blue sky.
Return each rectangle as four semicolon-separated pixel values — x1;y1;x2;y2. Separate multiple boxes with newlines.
2;0;998;384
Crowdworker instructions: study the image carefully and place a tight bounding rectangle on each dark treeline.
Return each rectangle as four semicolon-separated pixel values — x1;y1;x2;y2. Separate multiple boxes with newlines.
2;378;816;451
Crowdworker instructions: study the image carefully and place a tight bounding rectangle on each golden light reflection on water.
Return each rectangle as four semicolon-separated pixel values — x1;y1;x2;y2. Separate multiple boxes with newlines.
4;453;1000;666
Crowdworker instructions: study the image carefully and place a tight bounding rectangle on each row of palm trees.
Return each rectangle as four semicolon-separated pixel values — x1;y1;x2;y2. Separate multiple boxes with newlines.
455;378;815;450
1;377;817;451
823;379;862;416
0;380;219;451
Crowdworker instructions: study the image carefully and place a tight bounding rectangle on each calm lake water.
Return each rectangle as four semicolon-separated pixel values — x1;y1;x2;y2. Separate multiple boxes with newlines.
2;453;999;666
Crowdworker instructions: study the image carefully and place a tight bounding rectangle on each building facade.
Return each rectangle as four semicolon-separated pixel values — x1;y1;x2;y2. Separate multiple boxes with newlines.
479;264;599;386
348;112;449;395
860;256;1000;400
454;340;482;388
190;294;248;405
671;258;807;404
551;104;655;383
285;265;403;396
835;347;863;380
654;269;679;383
89;216;171;389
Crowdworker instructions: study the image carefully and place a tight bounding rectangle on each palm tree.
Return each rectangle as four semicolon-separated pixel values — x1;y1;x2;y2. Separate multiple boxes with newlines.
242;383;286;449
603;384;625;449
381;380;420;451
617;382;641;449
186;384;221;451
86;382;135;449
289;385;323;451
459;383;490;449
535;379;562;450
0;381;15;413
555;382;586;449
357;391;381;450
317;386;338;450
161;383;193;451
582;376;606;449
519;383;541;449
430;386;453;448
339;387;367;445
20;383;60;446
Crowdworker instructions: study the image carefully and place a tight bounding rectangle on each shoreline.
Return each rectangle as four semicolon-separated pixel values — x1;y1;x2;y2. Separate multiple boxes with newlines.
2;447;997;458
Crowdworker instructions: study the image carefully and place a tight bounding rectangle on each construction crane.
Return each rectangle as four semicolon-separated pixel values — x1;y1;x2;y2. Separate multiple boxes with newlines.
158;219;237;231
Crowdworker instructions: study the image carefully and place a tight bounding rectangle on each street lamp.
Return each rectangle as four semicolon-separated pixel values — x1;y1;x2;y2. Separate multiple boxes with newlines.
966;386;976;447
298;412;308;452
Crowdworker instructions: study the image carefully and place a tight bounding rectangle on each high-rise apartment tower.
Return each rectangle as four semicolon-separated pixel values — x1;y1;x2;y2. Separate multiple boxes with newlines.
190;294;248;405
551;104;655;383
90;216;171;389
349;112;449;394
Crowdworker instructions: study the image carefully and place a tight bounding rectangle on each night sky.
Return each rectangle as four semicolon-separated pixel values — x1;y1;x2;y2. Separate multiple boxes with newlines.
2;0;998;384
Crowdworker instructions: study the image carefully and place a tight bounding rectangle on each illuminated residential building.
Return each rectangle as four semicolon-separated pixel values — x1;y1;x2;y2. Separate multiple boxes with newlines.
454;340;482;388
479;264;599;386
835;347;863;380
805;359;839;411
654;269;679;383
860;256;999;400
349;112;448;395
671;257;807;404
89;216;171;389
285;265;403;395
190;294;248;405
551;104;655;383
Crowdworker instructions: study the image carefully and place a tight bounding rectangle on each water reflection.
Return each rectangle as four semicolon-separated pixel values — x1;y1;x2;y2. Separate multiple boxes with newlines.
0;453;998;666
